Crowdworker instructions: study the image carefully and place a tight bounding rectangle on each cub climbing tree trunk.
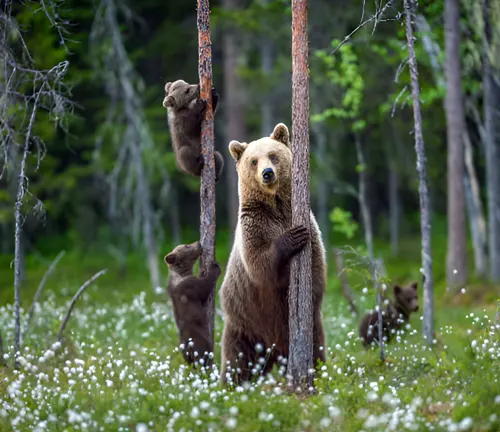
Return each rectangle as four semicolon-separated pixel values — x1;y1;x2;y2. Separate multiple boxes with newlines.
287;0;314;392
197;0;217;343
404;0;434;343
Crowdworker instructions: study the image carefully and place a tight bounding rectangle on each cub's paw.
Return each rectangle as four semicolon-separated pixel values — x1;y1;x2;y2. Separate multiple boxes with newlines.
210;261;222;278
211;87;219;111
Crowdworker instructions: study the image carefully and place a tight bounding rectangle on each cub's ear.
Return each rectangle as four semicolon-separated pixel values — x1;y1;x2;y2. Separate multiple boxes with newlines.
229;140;248;162
393;284;402;295
164;82;172;94
163;95;175;108
164;253;176;265
270;123;290;147
410;281;418;290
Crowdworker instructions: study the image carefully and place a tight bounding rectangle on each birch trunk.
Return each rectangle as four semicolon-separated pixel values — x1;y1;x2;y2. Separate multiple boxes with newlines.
404;0;435;343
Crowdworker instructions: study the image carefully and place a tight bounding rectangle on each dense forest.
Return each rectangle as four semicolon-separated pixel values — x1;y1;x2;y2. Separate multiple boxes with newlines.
0;0;499;430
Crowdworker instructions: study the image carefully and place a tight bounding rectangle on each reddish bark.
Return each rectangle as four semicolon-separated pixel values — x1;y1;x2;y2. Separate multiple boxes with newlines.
287;0;314;392
197;0;217;343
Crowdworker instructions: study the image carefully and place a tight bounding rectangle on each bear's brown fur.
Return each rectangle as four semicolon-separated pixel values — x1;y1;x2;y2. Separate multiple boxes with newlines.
358;282;419;347
163;79;224;182
219;123;327;385
165;241;221;367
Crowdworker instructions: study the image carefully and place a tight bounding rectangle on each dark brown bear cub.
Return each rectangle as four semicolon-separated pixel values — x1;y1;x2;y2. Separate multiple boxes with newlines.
164;241;221;367
163;79;224;182
359;282;419;347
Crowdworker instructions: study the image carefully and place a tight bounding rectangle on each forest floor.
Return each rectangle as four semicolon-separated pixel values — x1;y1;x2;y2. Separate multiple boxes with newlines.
0;234;499;431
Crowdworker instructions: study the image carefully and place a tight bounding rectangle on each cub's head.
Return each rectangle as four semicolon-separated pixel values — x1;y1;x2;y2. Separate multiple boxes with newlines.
393;282;419;313
229;123;292;198
164;241;202;275
163;80;199;110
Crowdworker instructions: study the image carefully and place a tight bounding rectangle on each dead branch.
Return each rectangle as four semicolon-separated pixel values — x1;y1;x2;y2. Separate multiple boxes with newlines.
197;0;217;344
23;250;66;340
56;269;107;342
331;0;395;55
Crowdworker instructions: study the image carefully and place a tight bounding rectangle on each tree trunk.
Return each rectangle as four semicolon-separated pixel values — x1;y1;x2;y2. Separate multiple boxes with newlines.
404;0;435;343
354;132;374;260
197;0;217;344
288;0;314;393
222;0;244;234
463;130;488;278
312;122;329;252
388;123;401;256
260;35;274;136
444;0;468;287
483;0;500;281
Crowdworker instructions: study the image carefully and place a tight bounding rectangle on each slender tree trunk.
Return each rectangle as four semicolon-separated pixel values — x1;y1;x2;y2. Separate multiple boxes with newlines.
198;0;217;343
260;35;274;136
483;0;500;281
312;123;329;252
404;0;434;343
288;0;314;393
444;0;468;287
354;132;374;260
388;124;401;256
222;0;244;234
333;248;358;316
463;130;488;278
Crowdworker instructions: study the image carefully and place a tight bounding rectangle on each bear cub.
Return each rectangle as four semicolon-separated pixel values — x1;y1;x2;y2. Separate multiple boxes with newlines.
164;241;221;367
163;79;224;182
359;282;419;347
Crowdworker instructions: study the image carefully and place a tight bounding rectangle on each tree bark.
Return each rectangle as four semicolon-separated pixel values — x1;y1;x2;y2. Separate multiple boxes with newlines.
354;132;374;260
288;0;314;393
444;0;468;287
483;0;500;281
222;0;244;234
404;0;434;343
463;130;488;278
197;0;217;344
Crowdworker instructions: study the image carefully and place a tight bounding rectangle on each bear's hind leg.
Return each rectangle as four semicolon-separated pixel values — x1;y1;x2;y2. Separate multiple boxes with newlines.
177;145;204;176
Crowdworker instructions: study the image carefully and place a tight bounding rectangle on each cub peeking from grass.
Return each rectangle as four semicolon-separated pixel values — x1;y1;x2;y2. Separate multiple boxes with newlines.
359;282;419;347
164;241;221;368
163;79;224;182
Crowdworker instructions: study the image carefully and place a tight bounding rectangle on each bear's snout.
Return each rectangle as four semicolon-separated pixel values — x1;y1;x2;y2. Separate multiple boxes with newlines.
262;167;275;184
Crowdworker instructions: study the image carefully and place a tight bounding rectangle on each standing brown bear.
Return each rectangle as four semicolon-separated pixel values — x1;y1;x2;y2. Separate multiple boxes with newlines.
359;282;419;347
163;79;224;182
164;241;221;368
219;123;327;385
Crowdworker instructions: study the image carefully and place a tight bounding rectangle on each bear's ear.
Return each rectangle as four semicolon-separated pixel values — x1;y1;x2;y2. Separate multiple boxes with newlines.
270;123;290;147
393;284;402;295
164;82;172;94
229;140;248;162
164;253;176;265
163;95;175;108
410;281;418;291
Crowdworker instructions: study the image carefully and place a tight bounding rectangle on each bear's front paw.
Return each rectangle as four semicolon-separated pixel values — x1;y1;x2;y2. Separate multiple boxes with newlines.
279;225;310;258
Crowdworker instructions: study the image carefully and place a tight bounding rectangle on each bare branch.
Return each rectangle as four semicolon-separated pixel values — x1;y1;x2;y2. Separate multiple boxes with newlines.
57;270;107;342
23;250;66;339
331;0;395;55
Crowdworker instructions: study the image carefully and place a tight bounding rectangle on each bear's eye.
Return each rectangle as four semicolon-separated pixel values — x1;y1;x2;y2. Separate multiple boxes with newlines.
251;159;257;166
269;154;278;163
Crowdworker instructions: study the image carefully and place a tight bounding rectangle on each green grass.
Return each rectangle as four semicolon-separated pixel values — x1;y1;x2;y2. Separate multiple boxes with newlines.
0;230;499;431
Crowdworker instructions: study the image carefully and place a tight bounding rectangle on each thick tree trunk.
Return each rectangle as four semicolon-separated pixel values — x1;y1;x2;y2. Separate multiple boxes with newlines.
483;0;500;281
444;0;468;287
354;133;374;260
288;0;314;392
222;0;244;234
463;130;488;278
404;0;434;343
197;0;217;343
